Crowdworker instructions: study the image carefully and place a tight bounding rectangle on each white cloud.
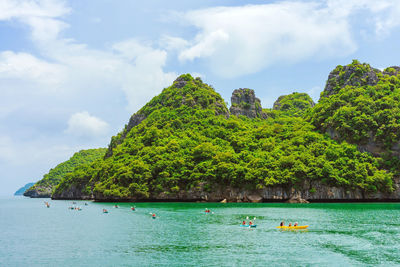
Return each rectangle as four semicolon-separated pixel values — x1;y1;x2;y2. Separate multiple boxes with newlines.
175;0;400;78
176;2;356;78
160;36;189;52
0;1;177;196
0;0;176;114
66;111;109;138
324;0;400;36
0;0;69;20
0;51;65;85
179;30;229;61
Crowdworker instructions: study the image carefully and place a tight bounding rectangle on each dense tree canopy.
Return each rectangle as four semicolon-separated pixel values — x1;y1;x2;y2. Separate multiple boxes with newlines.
25;148;106;195
308;60;400;174
53;73;394;200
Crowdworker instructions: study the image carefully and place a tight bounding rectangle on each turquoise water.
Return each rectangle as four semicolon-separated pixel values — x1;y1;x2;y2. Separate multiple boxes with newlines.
1;197;400;266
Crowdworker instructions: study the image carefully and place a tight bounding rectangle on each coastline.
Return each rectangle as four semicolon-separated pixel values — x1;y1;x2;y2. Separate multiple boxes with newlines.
49;178;400;203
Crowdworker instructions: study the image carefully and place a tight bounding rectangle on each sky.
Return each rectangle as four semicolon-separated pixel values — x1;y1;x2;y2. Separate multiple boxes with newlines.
1;0;400;196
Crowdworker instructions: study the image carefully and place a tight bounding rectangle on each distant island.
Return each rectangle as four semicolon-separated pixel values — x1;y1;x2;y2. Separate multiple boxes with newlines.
14;183;35;196
25;60;400;202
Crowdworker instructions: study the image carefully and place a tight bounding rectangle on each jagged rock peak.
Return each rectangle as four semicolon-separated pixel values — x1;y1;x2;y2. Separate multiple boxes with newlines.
173;75;189;88
383;66;400;76
229;88;265;118
106;74;229;157
322;60;400;98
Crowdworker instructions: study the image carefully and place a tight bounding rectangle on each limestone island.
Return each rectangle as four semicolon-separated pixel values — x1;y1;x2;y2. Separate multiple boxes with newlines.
24;60;400;203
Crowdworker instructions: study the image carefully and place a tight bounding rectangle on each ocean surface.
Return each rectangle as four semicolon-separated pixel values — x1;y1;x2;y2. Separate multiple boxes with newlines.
1;197;400;266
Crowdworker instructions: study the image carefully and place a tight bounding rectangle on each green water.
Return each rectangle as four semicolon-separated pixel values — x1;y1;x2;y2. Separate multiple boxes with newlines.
1;197;400;266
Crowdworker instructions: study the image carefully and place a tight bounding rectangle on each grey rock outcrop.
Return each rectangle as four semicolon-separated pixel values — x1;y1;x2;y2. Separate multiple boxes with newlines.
327;128;400;159
52;184;92;200
53;177;400;201
173;76;188;88
323;63;380;98
320;62;400;158
383;66;400;76
323;63;400;99
23;186;52;198
229;88;266;118
286;196;309;203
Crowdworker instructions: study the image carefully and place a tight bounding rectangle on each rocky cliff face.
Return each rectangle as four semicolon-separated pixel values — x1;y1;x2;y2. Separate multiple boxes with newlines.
322;61;400;98
52;178;400;202
51;185;91;200
315;61;400;158
326;128;400;158
322;62;380;98
23;186;52;198
229;88;266;118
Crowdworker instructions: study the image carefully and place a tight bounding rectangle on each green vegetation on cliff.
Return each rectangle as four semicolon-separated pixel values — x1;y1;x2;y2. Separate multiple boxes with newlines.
24;148;106;197
272;92;315;116
53;74;393;200
308;60;400;173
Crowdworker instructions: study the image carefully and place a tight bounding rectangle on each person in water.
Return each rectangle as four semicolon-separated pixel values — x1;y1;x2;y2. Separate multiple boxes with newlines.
294;222;298;226
152;213;156;218
242;221;246;225
280;221;284;226
288;223;292;227
249;221;253;226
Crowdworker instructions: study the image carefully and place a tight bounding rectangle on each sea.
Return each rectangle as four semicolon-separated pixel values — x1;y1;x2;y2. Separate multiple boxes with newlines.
1;197;400;266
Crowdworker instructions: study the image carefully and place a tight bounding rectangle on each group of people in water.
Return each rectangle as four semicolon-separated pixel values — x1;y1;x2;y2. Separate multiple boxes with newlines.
103;205;156;218
280;221;298;227
242;215;257;225
47;203;303;229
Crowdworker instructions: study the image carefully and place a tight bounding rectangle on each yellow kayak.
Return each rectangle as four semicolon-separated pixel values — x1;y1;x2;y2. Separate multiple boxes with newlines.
276;225;308;229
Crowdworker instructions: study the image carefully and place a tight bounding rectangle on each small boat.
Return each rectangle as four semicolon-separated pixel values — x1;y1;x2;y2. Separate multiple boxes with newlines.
240;224;257;228
276;225;308;230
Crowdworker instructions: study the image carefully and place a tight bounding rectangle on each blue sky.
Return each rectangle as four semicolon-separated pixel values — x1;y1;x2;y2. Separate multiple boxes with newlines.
1;0;400;195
